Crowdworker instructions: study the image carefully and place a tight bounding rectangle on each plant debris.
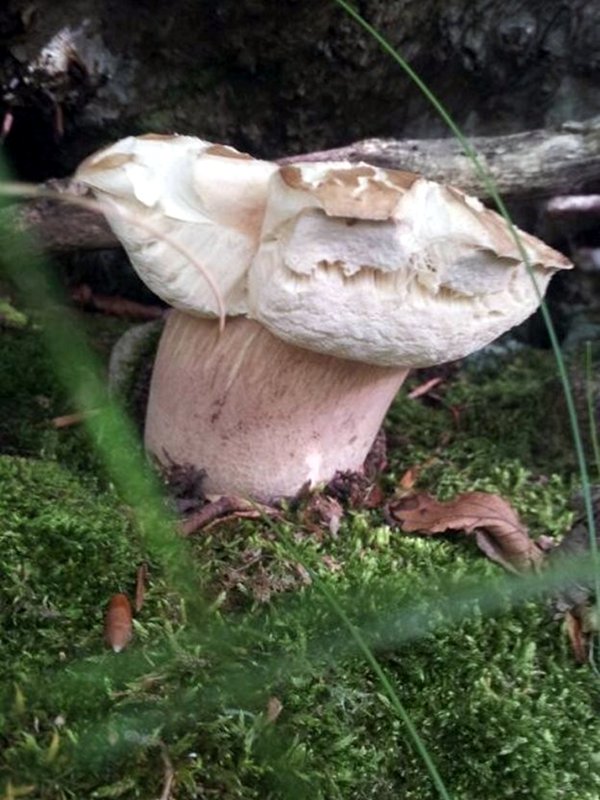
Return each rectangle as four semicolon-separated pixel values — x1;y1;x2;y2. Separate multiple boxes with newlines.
388;491;544;573
104;593;133;653
547;486;600;613
564;610;588;664
299;493;344;538
407;376;444;399
51;408;100;429
158;741;175;800
265;696;283;724
161;459;207;515
71;284;165;320
327;471;385;510
134;562;148;613
179;496;280;536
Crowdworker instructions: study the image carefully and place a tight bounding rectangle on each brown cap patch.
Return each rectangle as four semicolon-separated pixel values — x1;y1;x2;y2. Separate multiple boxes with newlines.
138;133;180;141
79;151;133;173
280;163;419;220
205;144;253;160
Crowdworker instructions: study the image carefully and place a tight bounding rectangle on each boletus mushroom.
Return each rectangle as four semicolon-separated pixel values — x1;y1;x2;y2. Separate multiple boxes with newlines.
76;135;571;501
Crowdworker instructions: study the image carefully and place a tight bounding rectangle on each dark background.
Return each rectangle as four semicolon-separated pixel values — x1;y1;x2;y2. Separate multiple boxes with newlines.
1;0;598;179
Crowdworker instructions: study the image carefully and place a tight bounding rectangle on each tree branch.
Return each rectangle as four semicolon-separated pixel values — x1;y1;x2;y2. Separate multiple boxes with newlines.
2;118;599;254
280;118;600;200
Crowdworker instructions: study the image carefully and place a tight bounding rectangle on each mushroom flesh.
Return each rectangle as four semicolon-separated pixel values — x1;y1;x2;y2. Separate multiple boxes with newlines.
76;136;571;501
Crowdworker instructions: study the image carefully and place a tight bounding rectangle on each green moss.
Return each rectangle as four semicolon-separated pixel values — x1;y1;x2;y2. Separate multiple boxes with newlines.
0;316;132;475
2;321;600;798
0;456;144;676
387;348;591;488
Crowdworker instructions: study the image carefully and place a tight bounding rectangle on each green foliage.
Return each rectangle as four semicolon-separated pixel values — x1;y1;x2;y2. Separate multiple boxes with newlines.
0;315;129;476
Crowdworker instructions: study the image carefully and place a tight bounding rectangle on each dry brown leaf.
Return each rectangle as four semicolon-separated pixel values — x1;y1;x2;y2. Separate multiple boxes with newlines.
321;554;343;573
301;494;344;538
389;491;543;572
293;562;313;586
399;467;419;491
266;696;283;723
564;610;588;664
104;593;133;653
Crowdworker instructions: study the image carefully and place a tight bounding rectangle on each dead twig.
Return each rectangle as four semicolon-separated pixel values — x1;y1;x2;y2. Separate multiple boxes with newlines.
158;741;175;800
51;409;101;429
180;496;280;536
71;283;165;320
407;377;444;400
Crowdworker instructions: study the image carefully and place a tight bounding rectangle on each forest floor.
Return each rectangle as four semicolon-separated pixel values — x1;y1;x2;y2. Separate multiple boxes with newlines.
1;310;600;800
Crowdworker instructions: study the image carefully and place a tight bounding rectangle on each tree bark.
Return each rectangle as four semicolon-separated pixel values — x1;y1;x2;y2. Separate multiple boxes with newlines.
282;118;600;201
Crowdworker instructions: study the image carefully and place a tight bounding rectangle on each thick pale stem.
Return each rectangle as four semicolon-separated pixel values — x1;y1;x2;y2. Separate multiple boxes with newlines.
145;312;408;501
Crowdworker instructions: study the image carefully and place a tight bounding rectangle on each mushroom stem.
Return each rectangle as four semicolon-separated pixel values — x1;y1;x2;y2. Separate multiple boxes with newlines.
145;311;409;501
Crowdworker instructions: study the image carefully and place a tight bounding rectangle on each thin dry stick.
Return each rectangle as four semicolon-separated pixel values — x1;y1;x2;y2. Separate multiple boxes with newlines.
52;409;101;429
158;741;175;800
0;181;226;331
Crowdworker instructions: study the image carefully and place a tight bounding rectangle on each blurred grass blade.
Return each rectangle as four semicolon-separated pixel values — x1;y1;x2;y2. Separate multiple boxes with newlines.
0;169;206;621
585;341;600;480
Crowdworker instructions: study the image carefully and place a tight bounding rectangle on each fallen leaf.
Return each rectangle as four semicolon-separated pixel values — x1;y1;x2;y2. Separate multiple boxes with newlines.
104;593;133;653
564;610;588;664
293;562;312;586
388;491;543;572
449;404;463;427
135;563;148;613
399;467;419;491
266;696;283;723
301;494;344;537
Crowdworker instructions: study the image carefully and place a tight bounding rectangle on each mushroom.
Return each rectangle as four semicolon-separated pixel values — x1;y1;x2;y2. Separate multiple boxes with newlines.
76;136;571;502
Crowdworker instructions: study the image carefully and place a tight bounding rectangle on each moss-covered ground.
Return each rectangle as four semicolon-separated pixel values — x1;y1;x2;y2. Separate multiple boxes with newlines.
1;318;600;799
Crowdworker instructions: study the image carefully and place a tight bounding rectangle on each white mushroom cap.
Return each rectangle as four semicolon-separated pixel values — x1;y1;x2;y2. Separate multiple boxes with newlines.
248;162;572;367
76;134;277;316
